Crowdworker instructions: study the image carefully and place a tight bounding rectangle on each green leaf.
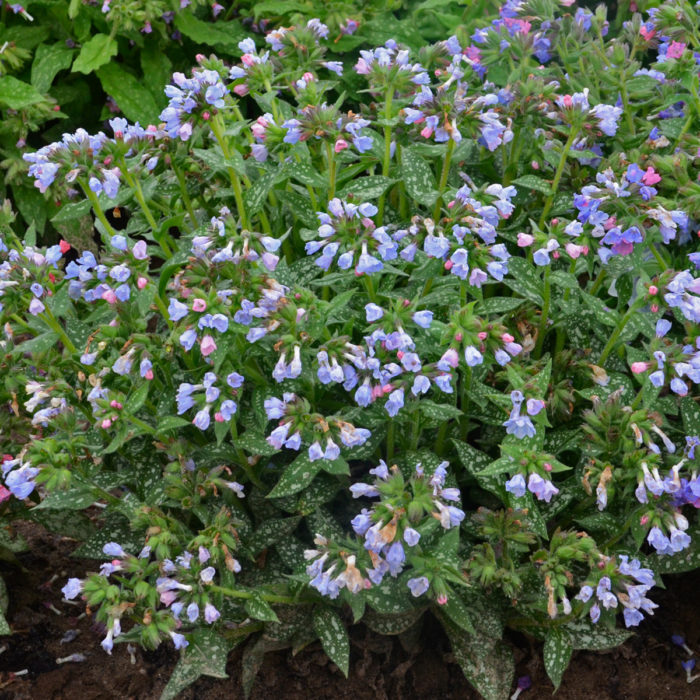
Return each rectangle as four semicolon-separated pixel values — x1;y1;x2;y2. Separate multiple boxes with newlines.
479;297;525;315
15;331;59;355
156;416;191;432
236;431;279;456
512;174;552;195
562;620;632;650
419;401;462;421
248;517;301;555
401;146;439;207
97;63;160;125
364;607;424;635
503;257;544;305
289;160;327;189
313;608;350;677
441;593;475;634
51;200;92;224
544;628;573;689
31;44;75;94
124;383;149;414
0;76;45;110
440;614;514;700
243;171;279;216
160;628;230;700
266;454;323;498
173;14;246;52
33;487;95;510
0;607;9;636
72;34;117;74
680;396;700;436
245;592;280;622
337;176;396;201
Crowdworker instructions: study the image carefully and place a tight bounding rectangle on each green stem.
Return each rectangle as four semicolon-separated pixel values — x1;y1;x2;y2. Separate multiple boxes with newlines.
209;116;249;230
538;129;579;229
554;258;578;355
326;141;337;200
363;275;377;303
40;307;77;354
173;163;197;231
386;420;395;462
598;301;642;365
82;184;118;240
649;243;670;271
433;138;455;221
210;585;298;605
377;88;394;223
460;366;472;439
533;265;551;359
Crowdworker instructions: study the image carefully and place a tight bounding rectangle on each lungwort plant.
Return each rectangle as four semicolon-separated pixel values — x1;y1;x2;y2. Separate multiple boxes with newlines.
2;1;700;697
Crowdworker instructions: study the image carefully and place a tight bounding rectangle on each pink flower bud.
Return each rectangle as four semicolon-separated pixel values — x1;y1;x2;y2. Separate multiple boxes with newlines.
444;260;453;270
102;290;117;304
397;351;404;360
447;200;455;209
551;218;559;226
214;412;225;423
532;161;539;170
101;419;112;429
640;514;649;525
420;126;434;139
334;139;349;153
233;84;249;96
200;335;217;357
202;111;210;121
195;54;206;63
454;333;463;342
544;462;552;472
631;362;648;374
478;332;487;341
651;304;659;313
517;232;534;247
192;298;207;312
137;277;148;289
110;400;123;410
502;333;514;343
648;285;658;295
145;369;154;380
241;54;255;67
552;250;560;259
303;72;314;83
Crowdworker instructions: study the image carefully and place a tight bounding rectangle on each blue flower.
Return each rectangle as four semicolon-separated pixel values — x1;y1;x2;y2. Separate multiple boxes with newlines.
407;576;430;597
505;473;526;497
412;310;433;328
385;388;404;417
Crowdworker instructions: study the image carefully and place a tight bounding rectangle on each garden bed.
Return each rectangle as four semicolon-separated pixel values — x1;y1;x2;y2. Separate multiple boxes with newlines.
1;523;697;700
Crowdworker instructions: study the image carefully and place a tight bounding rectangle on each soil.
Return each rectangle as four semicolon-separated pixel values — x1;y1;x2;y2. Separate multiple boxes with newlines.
0;523;698;700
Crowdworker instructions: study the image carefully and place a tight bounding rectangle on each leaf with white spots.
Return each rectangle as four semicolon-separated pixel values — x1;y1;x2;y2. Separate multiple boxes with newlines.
160;628;231;700
266;454;323;498
313;607;350;677
440;612;514;700
544;628;573;689
245;592;280;622
401;145;439;207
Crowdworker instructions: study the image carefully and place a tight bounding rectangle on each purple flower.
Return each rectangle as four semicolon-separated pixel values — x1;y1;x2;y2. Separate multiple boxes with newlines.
505;473;526;497
385;542;405;576
365;303;384;322
527;473;559;502
407;576;430;597
403;527;421;546
385;388;404;417
412;310;433;329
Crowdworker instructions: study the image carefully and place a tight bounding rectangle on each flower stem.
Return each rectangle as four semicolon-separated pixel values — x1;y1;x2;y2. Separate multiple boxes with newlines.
82;183;118;241
377;88;394;223
538;129;579;229
209;115;250;230
433;138;455;221
325;141;337;200
533;265;551;359
598;301;642;365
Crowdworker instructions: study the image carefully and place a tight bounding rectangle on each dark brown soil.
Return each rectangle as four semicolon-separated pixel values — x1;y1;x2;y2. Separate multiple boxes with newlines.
0;523;698;700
